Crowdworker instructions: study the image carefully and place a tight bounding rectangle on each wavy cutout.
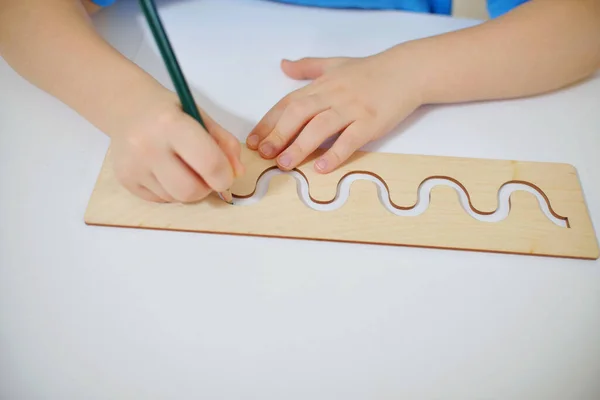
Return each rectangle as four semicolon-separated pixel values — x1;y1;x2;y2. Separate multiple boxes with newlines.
232;167;569;228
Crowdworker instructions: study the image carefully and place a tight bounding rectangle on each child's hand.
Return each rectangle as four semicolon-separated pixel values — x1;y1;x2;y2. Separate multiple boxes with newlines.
110;94;245;203
245;48;423;173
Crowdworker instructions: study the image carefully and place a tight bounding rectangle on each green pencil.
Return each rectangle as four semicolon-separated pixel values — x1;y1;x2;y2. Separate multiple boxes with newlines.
138;0;233;204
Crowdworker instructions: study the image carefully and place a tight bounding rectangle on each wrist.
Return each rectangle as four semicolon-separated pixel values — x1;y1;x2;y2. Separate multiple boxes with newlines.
383;38;445;106
379;41;432;109
85;69;177;139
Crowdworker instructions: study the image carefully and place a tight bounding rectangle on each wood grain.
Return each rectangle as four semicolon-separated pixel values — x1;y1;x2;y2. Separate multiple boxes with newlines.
84;144;599;259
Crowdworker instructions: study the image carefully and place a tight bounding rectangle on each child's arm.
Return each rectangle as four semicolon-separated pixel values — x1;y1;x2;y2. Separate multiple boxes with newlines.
81;0;102;14
401;0;600;104
0;0;243;203
247;0;600;173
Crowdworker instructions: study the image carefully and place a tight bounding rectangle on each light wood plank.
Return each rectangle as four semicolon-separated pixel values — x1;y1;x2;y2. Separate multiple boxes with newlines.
84;144;599;260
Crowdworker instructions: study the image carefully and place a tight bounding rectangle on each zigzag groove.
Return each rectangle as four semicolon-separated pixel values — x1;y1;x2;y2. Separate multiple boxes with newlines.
232;168;569;228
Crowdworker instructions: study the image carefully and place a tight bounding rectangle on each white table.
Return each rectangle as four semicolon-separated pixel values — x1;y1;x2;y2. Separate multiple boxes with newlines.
1;1;599;398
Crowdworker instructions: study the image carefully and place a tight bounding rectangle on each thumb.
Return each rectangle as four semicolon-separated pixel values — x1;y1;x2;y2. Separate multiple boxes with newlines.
200;110;246;178
281;57;349;80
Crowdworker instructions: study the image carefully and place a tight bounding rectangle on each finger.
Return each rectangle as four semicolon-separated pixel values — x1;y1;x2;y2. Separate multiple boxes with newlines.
200;111;245;178
171;117;234;192
153;152;212;203
314;120;373;174
214;131;246;178
137;185;167;203
142;173;175;203
124;181;166;203
280;57;349;80
257;94;329;159
276;108;352;171
113;165;165;203
246;88;312;150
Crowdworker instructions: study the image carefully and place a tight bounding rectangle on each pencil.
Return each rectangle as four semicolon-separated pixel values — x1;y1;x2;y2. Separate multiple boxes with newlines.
138;0;233;204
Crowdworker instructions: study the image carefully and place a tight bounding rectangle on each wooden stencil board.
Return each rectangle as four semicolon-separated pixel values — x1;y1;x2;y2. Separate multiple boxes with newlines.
84;144;599;260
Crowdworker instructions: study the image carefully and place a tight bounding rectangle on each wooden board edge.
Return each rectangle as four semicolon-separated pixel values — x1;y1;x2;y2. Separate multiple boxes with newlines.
82;218;600;261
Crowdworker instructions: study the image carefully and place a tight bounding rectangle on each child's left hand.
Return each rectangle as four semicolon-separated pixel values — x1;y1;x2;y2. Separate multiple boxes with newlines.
245;48;423;173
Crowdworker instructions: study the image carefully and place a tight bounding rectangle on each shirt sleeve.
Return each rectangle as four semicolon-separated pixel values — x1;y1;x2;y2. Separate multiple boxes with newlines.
487;0;529;18
89;0;117;6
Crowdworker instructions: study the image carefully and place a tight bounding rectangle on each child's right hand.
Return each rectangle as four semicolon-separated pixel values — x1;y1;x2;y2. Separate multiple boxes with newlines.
109;93;245;203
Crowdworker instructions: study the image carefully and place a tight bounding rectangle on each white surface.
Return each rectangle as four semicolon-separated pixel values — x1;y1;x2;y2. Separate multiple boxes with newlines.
1;0;599;398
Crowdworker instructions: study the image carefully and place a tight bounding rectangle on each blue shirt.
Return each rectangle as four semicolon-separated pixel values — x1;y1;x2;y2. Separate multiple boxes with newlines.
91;0;529;19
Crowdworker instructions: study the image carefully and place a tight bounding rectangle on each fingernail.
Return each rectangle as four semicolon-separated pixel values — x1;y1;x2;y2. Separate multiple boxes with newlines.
247;135;259;148
315;158;327;171
260;142;275;157
278;153;292;168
